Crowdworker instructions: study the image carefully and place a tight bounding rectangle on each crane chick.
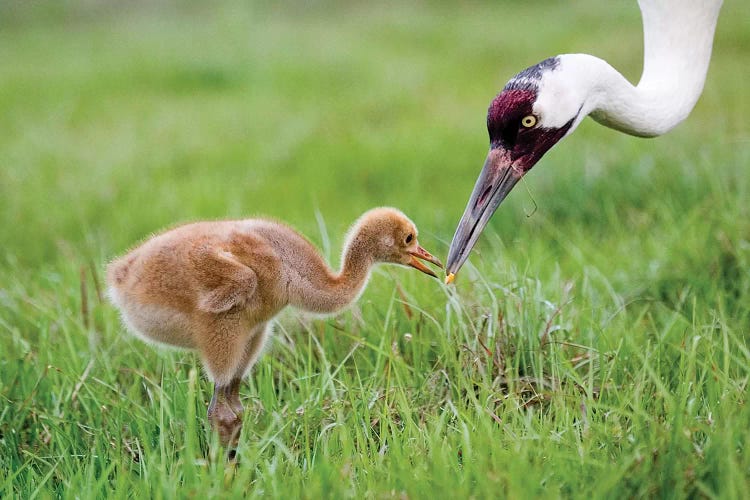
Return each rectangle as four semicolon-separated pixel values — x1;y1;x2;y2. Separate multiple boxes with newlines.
106;208;441;450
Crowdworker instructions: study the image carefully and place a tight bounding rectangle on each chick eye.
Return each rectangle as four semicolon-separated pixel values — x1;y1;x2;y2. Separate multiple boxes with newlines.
521;115;537;128
405;233;413;244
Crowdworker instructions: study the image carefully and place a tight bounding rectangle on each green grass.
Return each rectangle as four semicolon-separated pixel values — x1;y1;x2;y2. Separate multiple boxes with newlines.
1;0;749;497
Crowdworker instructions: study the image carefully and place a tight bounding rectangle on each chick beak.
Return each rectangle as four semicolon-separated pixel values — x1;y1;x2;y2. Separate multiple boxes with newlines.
408;245;443;278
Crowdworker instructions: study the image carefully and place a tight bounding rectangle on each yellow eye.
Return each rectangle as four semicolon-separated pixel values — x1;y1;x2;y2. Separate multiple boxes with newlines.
521;115;537;128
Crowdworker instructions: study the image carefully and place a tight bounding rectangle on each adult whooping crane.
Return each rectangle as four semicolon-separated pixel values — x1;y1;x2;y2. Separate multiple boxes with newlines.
444;0;723;282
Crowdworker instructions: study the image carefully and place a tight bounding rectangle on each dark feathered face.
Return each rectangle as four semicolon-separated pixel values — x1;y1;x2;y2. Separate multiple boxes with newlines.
487;90;572;170
445;62;578;277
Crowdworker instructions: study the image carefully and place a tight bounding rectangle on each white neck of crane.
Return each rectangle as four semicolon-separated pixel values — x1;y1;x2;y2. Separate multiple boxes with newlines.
544;0;723;138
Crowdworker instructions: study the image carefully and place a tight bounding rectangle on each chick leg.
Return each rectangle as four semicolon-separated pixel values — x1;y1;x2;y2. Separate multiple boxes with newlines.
221;323;271;423
207;379;243;449
234;322;271;381
198;314;249;449
205;322;270;451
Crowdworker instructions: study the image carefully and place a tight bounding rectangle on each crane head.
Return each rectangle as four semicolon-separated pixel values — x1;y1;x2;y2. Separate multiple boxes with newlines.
445;56;587;278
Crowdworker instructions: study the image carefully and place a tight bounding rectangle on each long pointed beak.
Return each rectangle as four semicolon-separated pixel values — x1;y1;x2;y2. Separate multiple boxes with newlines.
408;245;443;278
445;147;522;277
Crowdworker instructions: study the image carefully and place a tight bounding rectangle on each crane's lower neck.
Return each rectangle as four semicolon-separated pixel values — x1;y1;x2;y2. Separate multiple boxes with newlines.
554;0;722;137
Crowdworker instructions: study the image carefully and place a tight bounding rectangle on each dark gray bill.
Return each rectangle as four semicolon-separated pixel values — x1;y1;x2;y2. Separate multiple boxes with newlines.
445;147;521;276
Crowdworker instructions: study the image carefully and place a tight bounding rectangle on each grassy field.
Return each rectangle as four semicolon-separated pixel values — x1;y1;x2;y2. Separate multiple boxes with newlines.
1;0;749;497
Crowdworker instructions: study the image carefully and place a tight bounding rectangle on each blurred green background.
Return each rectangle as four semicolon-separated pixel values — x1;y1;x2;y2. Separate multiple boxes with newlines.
1;0;745;272
1;1;748;497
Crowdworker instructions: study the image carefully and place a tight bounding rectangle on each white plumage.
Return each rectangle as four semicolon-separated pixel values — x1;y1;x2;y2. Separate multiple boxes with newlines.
445;0;724;278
